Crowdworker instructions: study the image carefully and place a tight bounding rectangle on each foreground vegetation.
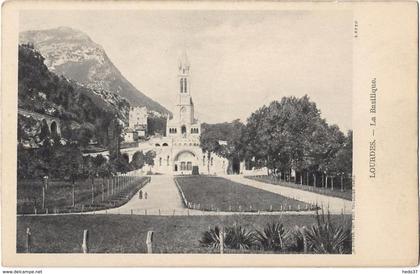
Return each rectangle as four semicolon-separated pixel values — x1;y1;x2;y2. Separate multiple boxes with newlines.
200;210;351;254
17;176;150;214
17;213;351;253
175;176;316;212
247;175;352;201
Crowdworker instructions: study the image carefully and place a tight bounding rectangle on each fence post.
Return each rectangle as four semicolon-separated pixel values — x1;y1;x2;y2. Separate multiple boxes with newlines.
101;181;104;202
146;231;154;254
82;229;89;253
42;185;45;209
91;180;94;205
72;183;75;207
300;226;308;253
219;227;224;254
107;178;110;197
341;175;344;192
111;178;114;195
26;227;31;253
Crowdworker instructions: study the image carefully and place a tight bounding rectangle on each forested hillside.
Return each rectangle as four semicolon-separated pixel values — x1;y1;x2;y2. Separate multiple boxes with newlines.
18;43;128;147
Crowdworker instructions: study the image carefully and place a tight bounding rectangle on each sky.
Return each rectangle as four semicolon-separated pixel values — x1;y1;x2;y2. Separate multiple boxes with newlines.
20;9;353;132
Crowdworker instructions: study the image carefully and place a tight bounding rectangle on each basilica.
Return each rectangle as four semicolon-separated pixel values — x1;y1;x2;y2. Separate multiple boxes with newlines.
138;52;227;175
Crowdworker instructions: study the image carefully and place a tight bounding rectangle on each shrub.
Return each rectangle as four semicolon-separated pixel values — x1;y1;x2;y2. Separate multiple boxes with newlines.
304;210;351;254
255;222;287;251
288;226;306;252
225;225;256;250
199;225;223;249
200;225;256;250
199;212;352;253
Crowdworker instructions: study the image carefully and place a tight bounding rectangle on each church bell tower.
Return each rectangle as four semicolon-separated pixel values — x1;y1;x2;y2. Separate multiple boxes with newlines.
177;50;194;125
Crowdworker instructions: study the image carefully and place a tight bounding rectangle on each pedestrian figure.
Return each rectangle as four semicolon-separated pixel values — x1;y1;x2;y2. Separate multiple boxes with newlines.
144;192;148;200
139;190;143;199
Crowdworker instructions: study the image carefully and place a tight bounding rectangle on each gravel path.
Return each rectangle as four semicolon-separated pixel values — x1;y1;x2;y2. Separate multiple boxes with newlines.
222;175;352;214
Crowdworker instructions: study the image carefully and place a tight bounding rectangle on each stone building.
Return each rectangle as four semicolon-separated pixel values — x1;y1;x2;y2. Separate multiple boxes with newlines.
138;52;227;175
129;106;148;129
124;106;148;142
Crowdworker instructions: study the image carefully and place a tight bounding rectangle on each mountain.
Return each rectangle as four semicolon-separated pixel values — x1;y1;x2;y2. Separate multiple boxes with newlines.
18;44;126;148
19;27;170;116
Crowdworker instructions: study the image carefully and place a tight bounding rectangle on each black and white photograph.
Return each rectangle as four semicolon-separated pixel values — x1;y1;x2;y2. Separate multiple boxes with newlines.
0;0;416;268
15;8;355;255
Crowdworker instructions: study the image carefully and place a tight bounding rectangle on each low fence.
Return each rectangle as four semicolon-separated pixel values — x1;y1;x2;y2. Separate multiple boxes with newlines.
18;176;151;215
246;175;352;201
173;177;321;213
23;226;156;254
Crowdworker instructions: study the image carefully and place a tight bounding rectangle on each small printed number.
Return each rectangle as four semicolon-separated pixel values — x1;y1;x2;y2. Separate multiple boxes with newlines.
354;20;358;38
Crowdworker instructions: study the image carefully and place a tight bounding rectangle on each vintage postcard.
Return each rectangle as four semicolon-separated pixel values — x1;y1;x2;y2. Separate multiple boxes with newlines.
1;0;418;267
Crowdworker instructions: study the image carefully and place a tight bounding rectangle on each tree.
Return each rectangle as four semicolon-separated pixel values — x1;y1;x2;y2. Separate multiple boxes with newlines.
108;117;122;159
200;120;245;174
95;155;112;202
74;126;94;147
324;130;352;190
110;154;130;174
147;115;167;136
79;156;97;204
144;150;156;166
130;151;145;170
241;95;348;184
55;144;84;207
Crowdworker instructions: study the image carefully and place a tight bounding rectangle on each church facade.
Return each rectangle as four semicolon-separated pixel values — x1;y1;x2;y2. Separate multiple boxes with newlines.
139;52;227;175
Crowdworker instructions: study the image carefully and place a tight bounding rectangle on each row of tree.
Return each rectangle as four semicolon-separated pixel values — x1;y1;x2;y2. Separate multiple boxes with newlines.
200;95;352;179
17;140;155;182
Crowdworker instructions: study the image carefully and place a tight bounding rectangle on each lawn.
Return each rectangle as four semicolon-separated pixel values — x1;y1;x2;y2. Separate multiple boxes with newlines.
246;175;352;201
17;214;351;253
17;176;150;214
175;176;315;212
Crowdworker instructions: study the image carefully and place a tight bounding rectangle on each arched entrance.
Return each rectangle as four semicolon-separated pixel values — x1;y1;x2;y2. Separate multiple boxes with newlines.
50;121;58;136
174;150;197;174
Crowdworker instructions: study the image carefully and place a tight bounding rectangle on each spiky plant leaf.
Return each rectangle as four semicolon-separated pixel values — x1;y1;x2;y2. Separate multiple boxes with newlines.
199;225;223;249
225;225;256;250
255;222;287;251
305;211;351;254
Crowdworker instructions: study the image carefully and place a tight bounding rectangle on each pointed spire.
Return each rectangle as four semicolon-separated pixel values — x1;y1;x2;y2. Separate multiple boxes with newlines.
178;49;190;73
